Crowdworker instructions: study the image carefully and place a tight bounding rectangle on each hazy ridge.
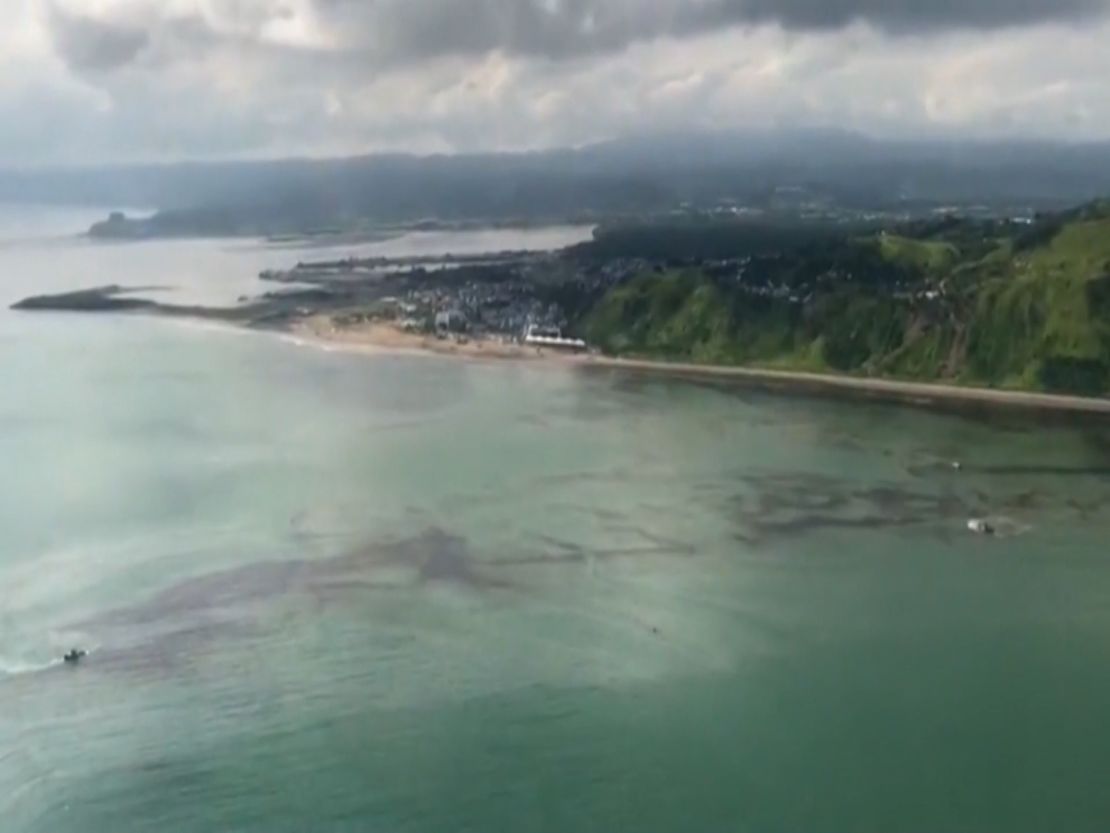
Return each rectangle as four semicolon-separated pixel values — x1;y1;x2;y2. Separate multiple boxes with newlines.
7;131;1110;236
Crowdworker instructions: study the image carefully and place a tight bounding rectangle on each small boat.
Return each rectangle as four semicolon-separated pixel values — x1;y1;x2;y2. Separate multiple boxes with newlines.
967;519;996;536
63;649;87;665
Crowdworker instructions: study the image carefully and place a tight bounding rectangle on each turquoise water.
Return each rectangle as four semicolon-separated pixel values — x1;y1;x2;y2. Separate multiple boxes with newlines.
3;211;1110;832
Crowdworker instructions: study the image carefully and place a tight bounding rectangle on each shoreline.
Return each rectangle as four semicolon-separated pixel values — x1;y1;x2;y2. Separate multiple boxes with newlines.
293;318;1110;416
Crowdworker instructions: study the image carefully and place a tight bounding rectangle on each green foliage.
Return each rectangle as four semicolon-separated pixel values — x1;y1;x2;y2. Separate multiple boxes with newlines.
1037;356;1110;396
876;234;958;275
578;219;875;261
582;272;743;362
581;206;1110;397
811;293;910;372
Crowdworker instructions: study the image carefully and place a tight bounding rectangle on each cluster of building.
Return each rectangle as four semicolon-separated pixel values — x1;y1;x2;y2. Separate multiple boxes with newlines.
377;256;657;346
700;254;950;307
350;276;581;348
423;282;564;337
274;229;963;354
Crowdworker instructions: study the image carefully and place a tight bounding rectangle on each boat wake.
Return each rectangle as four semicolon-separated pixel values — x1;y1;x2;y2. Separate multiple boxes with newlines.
969;516;1033;539
0;631;97;679
0;655;64;678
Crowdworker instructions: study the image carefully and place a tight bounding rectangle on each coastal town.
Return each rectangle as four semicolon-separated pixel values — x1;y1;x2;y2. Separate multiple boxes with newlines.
14;198;1109;402
11;229;954;359
256;249;652;350
252;231;952;353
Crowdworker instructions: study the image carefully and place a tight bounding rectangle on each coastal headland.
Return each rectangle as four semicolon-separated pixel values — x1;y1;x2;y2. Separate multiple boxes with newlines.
15;202;1110;416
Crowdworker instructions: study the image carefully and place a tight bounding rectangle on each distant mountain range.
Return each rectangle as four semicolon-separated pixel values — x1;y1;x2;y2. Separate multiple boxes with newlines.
6;130;1110;235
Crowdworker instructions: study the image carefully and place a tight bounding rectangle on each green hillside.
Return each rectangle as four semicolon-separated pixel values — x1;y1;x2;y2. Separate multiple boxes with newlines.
876;233;959;275
580;206;1110;396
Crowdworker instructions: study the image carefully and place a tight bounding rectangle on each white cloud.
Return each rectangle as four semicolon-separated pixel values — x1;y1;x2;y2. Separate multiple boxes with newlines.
3;1;1110;164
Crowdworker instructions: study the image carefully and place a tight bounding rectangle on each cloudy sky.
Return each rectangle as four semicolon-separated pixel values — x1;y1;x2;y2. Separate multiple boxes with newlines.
3;0;1110;165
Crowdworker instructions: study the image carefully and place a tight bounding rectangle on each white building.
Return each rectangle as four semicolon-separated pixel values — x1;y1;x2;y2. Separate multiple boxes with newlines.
523;324;587;352
435;309;468;334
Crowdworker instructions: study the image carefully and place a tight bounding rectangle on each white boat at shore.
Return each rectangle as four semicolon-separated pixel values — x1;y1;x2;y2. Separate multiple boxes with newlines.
523;324;587;352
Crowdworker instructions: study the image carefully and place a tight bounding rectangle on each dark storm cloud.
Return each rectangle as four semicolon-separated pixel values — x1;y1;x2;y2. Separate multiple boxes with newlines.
320;0;1110;64
683;0;1109;34
45;0;1110;76
47;6;150;72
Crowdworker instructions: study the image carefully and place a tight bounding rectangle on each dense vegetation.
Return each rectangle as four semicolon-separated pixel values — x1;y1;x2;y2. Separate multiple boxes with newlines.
579;204;1110;397
574;219;873;261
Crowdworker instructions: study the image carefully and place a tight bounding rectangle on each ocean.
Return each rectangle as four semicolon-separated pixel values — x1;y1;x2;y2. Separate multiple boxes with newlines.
2;208;1110;832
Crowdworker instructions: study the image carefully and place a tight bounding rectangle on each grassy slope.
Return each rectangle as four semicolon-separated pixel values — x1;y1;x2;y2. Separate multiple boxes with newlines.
962;220;1110;390
582;271;745;364
581;210;1110;396
877;234;959;275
